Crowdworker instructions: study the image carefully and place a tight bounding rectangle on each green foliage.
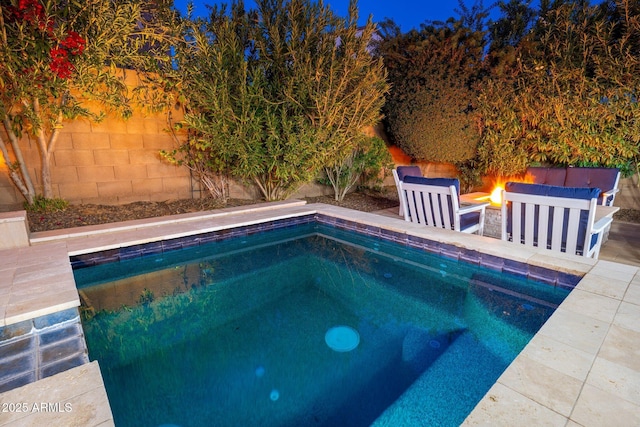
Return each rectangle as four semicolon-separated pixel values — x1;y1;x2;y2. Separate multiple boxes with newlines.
322;136;393;201
477;0;640;177
166;0;388;201
23;195;68;213
455;158;484;193
0;0;179;203
358;137;394;188
378;17;486;164
138;288;155;305
488;0;537;53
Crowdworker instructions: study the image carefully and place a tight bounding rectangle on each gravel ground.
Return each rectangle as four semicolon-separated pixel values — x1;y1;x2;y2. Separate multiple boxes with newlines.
615;208;640;223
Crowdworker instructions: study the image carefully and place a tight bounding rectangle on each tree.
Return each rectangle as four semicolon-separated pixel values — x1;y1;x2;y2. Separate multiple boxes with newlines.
0;0;177;205
378;15;487;165
477;0;640;177
165;0;388;201
322;135;392;201
161;2;252;201
488;0;537;53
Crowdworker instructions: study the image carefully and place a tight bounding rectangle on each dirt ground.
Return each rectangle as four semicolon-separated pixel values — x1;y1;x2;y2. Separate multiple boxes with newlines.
24;187;639;233
26;188;401;233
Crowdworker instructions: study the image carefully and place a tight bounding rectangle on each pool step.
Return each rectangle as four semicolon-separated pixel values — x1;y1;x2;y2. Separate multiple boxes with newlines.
372;331;510;426
0;308;89;393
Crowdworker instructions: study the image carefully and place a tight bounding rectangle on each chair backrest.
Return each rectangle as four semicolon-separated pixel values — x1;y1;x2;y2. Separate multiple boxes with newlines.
401;176;461;230
393;166;424;217
501;182;600;256
526;167;567;186
396;166;423;181
564;167;620;206
526;166;620;206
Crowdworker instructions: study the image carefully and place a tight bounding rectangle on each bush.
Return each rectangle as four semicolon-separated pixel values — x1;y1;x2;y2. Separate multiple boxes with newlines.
378;18;486;164
168;0;388;201
24;196;69;213
322;136;393;201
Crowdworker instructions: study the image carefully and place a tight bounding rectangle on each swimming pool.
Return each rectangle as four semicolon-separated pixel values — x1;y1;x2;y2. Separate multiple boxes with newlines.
73;218;573;427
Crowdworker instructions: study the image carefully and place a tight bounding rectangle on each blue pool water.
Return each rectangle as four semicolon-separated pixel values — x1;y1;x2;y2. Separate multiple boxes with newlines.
74;222;571;427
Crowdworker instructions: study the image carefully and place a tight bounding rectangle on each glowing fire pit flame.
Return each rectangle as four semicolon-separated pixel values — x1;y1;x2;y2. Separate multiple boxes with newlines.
490;186;503;205
489;174;534;206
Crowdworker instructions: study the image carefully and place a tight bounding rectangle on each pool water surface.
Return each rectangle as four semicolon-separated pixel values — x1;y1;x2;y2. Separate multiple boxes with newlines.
74;223;570;426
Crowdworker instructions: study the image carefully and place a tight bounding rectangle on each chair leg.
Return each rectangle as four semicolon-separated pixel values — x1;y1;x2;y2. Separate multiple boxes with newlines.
591;232;605;259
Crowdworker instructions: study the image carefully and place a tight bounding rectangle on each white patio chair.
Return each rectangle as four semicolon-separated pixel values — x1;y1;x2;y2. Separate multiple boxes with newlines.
501;182;612;258
392;166;422;216
400;176;488;235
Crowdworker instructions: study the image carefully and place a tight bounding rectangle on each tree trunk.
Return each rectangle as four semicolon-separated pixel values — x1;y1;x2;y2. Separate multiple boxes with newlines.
1;117;36;203
254;175;279;201
33;98;62;199
35;127;54;199
0;135;33;204
39;147;53;199
200;173;229;201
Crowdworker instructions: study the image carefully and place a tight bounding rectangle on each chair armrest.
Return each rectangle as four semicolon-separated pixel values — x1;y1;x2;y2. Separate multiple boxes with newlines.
602;188;620;196
600;188;620;205
591;216;613;235
459;202;489;214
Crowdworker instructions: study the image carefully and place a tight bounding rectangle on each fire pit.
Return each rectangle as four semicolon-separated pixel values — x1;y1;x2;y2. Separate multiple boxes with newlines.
460;192;502;238
489;185;503;205
459;180;513;238
462;177;536;238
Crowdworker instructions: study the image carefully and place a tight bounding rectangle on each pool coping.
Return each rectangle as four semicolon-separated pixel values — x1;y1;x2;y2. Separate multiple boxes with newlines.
1;200;638;426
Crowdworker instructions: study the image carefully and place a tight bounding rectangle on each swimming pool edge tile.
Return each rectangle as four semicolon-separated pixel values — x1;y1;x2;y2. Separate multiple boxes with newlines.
496;353;584;417
461;382;568;426
62;206;318;257
570;383;640;426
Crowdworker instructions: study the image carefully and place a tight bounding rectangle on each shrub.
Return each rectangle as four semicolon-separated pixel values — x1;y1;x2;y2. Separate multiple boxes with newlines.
322;136;393;201
378;18;486;164
167;0;388;201
23;195;69;213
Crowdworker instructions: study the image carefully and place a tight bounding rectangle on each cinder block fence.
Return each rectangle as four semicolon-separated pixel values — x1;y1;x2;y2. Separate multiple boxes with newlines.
0;105;193;211
1;108;638;211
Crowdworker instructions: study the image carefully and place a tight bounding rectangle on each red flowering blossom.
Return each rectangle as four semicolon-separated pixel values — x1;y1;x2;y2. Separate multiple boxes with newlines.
4;0;87;80
5;0;53;34
61;31;86;55
18;0;44;16
50;31;86;79
15;0;44;25
49;47;74;79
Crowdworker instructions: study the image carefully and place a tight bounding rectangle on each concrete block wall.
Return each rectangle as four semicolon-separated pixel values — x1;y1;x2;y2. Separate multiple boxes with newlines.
0;105;193;211
617;176;640;210
1;116;638;211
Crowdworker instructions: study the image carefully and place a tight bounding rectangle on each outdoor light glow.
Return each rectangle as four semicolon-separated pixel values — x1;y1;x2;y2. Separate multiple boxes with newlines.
490;186;503;205
490;173;536;205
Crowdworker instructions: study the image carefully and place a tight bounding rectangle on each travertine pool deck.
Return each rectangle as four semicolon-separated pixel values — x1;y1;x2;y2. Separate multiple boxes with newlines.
0;200;638;426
